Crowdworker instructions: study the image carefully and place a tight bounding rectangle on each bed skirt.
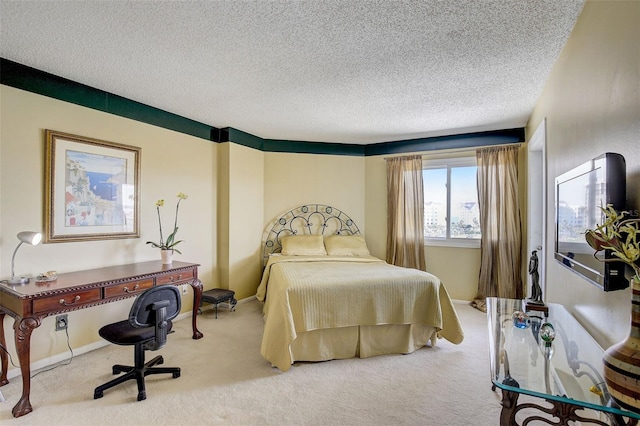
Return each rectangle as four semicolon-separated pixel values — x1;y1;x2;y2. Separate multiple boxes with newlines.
288;323;439;364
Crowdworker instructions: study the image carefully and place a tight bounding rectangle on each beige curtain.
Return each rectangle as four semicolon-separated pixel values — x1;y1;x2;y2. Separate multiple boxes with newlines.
386;155;426;271
471;145;523;312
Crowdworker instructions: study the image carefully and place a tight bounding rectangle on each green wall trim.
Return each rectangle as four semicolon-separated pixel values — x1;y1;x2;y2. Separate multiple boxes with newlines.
1;57;525;156
1;58;217;141
263;138;365;156
364;128;525;156
227;128;264;150
227;129;524;157
226;128;365;156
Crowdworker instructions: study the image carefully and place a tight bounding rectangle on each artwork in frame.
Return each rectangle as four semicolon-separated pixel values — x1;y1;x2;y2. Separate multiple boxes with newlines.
44;130;141;243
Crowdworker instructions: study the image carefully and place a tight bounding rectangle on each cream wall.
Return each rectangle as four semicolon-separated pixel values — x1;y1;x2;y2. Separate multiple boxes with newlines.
220;142;264;299
0;86;217;372
363;156;387;260
217;143;231;295
263;151;366;237
526;1;640;348
425;247;480;301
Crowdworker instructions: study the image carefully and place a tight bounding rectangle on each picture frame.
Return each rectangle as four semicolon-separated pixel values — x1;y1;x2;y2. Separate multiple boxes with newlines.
44;130;141;243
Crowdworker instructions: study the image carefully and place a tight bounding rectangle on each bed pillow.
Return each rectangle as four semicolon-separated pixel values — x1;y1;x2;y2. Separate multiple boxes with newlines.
280;235;327;256
324;234;370;256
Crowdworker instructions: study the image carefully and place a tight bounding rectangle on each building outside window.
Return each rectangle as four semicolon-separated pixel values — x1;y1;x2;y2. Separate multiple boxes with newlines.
423;156;480;247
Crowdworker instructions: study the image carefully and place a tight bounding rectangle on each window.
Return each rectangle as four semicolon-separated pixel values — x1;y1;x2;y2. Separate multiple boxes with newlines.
423;157;480;247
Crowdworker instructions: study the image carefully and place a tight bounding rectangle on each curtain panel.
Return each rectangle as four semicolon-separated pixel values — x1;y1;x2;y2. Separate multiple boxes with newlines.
386;155;427;271
472;145;523;311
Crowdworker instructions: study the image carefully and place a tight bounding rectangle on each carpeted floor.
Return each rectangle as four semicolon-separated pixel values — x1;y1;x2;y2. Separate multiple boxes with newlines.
1;299;504;425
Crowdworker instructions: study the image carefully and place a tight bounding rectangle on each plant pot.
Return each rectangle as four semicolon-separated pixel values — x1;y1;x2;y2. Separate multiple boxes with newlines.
160;249;173;265
603;277;640;412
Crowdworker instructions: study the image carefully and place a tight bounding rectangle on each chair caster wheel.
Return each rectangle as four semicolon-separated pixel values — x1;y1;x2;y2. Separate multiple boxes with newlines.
137;391;146;401
173;371;180;379
94;391;103;399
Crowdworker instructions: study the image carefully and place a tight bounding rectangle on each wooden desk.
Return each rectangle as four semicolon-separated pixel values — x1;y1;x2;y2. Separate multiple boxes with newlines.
0;261;204;418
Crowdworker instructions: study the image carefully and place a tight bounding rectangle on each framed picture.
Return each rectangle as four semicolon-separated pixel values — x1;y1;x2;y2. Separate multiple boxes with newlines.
44;130;141;243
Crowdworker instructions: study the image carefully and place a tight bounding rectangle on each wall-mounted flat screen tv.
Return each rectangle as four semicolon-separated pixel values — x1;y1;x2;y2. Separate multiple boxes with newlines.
554;152;628;291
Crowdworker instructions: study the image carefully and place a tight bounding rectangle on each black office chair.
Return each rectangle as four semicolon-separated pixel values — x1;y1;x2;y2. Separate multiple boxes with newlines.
94;285;181;401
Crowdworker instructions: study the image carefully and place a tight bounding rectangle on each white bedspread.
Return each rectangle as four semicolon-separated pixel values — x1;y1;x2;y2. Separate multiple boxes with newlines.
257;255;464;371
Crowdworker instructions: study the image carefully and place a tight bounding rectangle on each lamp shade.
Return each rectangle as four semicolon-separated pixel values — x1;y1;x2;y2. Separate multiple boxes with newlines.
9;231;43;284
17;231;42;246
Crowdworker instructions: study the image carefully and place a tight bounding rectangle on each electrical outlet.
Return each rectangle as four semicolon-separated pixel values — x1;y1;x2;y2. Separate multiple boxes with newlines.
55;314;68;331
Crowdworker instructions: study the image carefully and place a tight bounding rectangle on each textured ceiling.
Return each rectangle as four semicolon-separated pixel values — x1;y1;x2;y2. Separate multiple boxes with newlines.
0;1;584;144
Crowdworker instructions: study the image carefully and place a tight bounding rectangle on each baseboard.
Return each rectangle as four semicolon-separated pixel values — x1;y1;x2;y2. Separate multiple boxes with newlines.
4;338;111;380
4;295;256;380
239;295;256;304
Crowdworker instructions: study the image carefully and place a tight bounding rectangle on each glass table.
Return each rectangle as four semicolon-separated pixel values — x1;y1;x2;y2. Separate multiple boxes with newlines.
487;297;640;425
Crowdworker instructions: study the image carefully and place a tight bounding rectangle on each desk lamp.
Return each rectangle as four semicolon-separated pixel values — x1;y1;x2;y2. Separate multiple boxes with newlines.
9;231;42;285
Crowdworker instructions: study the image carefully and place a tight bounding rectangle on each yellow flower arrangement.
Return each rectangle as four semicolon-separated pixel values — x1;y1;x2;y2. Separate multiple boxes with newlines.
146;192;188;254
584;204;640;280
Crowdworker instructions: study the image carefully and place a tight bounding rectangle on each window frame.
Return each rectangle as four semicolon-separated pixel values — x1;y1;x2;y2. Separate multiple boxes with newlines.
423;156;481;249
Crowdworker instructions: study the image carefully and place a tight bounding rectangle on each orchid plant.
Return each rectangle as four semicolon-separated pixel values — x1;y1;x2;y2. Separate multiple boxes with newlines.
584;204;640;280
146;192;188;254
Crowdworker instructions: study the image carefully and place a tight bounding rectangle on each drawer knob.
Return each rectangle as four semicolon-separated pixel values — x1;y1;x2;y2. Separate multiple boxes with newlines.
59;295;81;306
123;284;140;293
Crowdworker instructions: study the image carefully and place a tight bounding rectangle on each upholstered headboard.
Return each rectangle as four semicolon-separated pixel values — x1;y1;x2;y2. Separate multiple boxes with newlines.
262;204;361;265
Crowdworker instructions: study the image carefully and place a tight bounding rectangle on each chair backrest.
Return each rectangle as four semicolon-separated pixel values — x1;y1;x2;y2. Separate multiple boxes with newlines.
128;285;181;351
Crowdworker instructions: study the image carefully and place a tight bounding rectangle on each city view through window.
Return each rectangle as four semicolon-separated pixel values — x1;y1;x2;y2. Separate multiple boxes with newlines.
423;166;481;239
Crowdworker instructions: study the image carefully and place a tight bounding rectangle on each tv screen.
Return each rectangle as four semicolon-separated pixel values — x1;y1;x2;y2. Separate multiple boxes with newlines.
554;152;628;291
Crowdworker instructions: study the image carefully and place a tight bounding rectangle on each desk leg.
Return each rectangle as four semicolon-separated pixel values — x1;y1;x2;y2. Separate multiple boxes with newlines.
11;316;41;418
0;312;8;386
190;279;203;339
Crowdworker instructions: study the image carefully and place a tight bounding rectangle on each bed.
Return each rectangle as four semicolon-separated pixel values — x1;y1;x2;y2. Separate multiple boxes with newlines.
256;204;464;371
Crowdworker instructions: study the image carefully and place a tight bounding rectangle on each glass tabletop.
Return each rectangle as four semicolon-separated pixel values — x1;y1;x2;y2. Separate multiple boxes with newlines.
487;297;640;420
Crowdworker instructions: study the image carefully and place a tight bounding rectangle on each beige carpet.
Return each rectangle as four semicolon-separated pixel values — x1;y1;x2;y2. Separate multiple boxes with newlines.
0;299;504;425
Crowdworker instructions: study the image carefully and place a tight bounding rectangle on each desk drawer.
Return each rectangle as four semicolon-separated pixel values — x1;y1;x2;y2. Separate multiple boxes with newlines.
157;269;194;285
104;279;153;299
34;288;102;312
